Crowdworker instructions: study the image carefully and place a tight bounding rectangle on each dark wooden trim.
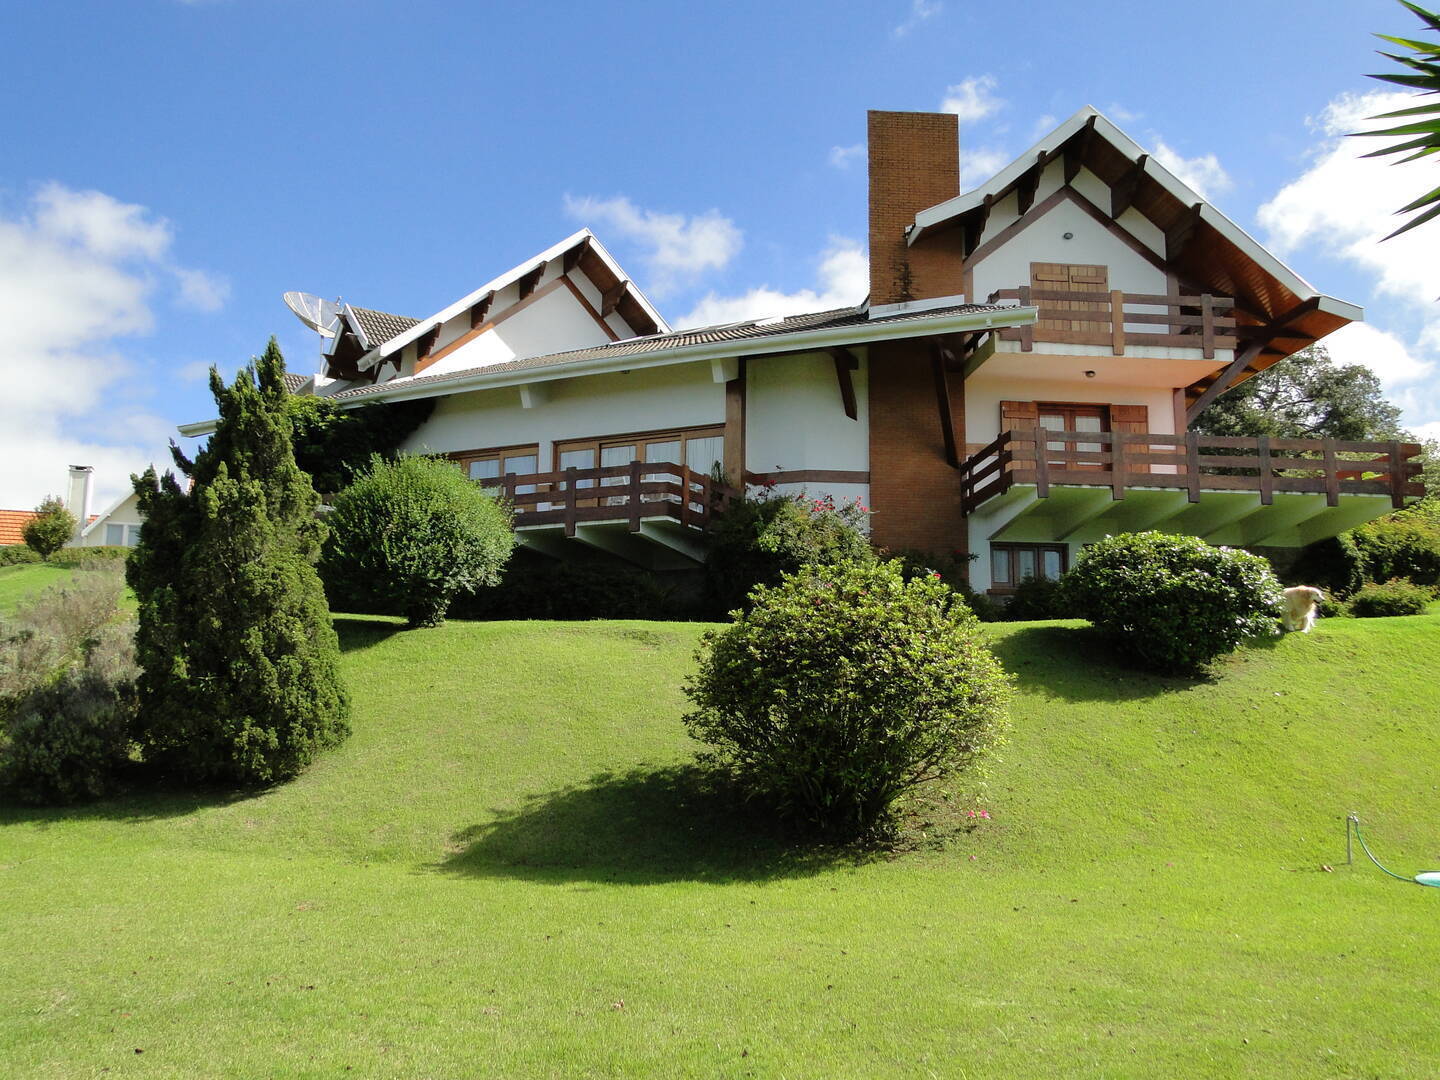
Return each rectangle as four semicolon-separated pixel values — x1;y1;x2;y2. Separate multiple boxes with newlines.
601;281;628;318
1016;156;1042;215
964;194;993;258
1063;114;1097;184
560;274;620;342
517;260;547;301
415;323;441;359
468;291;494;329
562;236;591;273
1184;341;1264;424
1166;203;1204;261
829;348;859;420
967;185;1169;279
745;469;870;486
416;277;567;374
724;361;746;486
930;342;959;468
1111;155;1148;219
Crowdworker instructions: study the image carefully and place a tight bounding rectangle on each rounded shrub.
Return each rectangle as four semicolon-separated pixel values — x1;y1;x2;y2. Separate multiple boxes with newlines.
0;546;41;567
1062;532;1283;673
322;454;515;628
704;491;873;616
683;559;1013;839
1348;578;1434;618
1350;501;1440;588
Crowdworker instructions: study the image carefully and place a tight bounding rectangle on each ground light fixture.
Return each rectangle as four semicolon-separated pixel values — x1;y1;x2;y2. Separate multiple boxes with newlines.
1347;813;1440;887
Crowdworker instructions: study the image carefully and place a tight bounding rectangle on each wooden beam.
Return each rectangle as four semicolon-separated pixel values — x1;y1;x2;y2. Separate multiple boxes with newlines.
415;323;441;358
829;348;859;421
1063;114;1097;185
963;194;993;257
469;292;494;329
724;360;746;486
929;342;959;468
562;236;591;274
1111;154;1148;219
1016;156;1043;215
517;260;547;301
1165;202;1203;261
601;280;629;318
1185;342;1265;425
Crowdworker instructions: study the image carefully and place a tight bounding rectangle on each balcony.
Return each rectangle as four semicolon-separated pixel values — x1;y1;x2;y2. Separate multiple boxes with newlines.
985;287;1237;357
494;461;739;567
960;429;1424;549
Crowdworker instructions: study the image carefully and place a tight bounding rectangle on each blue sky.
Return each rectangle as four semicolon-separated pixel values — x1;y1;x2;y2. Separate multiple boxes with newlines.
2;0;1435;509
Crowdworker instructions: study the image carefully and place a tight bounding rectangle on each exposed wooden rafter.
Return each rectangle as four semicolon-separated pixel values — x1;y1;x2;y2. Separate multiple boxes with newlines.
1111;154;1148;219
415;323;442;358
1063;114;1097;185
468;291;494;329
828;348;859;421
1165;202;1204;262
601;280;629;318
562;237;591;274
1015;152;1046;215
963;194;993;258
517;260;547;301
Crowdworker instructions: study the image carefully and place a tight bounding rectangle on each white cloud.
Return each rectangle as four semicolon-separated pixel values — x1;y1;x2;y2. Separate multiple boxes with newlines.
1256;89;1440;433
564;194;742;297
0;184;217;510
678;238;868;329
1150;138;1233;200
961;147;1010;191
892;0;941;38
1028;114;1058;142
175;267;230;312
828;143;864;169
940;75;1003;125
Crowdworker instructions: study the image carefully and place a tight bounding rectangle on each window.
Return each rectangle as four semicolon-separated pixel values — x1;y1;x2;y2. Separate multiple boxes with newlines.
104;523;143;547
990;543;1066;591
1036;402;1108;469
554;427;723;505
454;445;540;495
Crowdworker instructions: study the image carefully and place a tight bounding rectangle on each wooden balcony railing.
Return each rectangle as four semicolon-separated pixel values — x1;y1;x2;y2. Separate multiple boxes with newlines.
986;287;1237;357
959;429;1424;515
495;461;740;537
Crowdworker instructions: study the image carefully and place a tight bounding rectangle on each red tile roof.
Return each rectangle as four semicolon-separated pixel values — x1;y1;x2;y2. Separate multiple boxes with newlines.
0;509;39;546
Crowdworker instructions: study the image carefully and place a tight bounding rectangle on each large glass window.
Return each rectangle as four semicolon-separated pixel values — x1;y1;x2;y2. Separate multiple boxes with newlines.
990;543;1067;590
1036;403;1108;468
455;445;540;496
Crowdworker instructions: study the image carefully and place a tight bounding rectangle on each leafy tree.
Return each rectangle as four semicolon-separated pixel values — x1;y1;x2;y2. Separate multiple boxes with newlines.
1192;345;1406;441
21;496;76;561
286;395;434;495
128;338;349;785
1351;2;1440;239
321;454;514;628
684;560;1012;839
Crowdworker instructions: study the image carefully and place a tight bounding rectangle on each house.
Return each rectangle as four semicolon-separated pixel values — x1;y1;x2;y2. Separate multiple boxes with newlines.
182;107;1424;594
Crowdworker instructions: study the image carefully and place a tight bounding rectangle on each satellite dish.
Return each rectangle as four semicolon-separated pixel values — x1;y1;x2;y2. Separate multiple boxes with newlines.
283;291;342;337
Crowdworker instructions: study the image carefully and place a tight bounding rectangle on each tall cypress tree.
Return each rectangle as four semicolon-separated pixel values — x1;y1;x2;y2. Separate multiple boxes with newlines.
128;339;349;784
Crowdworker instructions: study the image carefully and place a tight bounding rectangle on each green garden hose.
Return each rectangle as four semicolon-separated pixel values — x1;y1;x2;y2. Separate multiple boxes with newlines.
1347;813;1440;887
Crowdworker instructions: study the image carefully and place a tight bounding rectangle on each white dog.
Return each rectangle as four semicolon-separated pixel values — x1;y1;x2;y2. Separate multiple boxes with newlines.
1282;586;1324;633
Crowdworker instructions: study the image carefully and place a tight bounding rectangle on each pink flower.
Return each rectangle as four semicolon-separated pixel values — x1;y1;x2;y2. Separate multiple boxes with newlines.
931;572;942;579
967;810;976;818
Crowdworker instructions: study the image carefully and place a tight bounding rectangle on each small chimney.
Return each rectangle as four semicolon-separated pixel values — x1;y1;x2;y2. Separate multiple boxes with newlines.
66;465;94;525
867;110;967;307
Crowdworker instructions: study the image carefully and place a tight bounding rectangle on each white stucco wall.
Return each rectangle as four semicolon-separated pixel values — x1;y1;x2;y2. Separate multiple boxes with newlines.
421;282;612;378
965;376;1175;448
402;360;727;471
74;492;144;547
745;349;870;508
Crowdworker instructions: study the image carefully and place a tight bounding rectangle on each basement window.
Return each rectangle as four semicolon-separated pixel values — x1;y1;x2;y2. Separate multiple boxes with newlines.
990;543;1066;592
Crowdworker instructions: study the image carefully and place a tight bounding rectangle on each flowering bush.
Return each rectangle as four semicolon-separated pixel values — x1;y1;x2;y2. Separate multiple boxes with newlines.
703;489;874;616
684;559;1013;838
1062;532;1284;673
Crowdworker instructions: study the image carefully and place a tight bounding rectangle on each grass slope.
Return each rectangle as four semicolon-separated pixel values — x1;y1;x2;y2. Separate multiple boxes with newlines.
0;563;78;615
3;613;1439;1078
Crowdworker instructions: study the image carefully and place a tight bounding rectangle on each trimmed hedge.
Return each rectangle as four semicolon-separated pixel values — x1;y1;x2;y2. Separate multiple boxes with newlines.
1063;532;1284;673
1348;578;1434;618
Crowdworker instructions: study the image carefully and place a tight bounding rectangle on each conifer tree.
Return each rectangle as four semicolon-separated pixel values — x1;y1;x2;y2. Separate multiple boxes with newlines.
128;339;349;784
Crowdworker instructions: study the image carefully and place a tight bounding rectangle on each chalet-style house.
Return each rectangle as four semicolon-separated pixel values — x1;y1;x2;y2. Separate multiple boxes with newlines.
183;107;1424;594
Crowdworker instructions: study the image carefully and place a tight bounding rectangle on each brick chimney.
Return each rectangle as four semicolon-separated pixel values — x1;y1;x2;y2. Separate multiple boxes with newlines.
867;110;967;307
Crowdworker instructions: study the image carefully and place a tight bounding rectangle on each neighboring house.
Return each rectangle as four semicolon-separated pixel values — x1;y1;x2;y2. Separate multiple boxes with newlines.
0;510;39;547
181;107;1424;595
70;466;144;548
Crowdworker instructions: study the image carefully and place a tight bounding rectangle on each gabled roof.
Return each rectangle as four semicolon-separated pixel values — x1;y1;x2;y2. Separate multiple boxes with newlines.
0;509;39;546
359;229;669;371
325;300;1031;403
909;106;1362;384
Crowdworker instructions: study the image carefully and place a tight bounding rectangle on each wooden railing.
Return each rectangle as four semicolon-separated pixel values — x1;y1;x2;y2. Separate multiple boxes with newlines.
494;461;739;536
986;287;1237;357
959;429;1424;515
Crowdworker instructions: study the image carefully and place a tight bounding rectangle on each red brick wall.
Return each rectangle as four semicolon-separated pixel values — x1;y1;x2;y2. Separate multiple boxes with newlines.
867;340;967;557
867;110;968;306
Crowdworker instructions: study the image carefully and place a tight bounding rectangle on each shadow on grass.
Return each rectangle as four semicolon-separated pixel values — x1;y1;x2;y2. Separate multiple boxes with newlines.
333;616;408;653
990;624;1215;702
0;769;265;827
436;763;868;885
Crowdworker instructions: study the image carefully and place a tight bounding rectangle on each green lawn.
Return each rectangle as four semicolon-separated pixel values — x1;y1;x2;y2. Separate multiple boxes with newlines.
0;562;79;615
3;611;1439;1077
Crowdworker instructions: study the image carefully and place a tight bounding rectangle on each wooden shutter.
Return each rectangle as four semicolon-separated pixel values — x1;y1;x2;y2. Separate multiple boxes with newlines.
1109;404;1148;434
1030;262;1108;335
1001;400;1038;432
